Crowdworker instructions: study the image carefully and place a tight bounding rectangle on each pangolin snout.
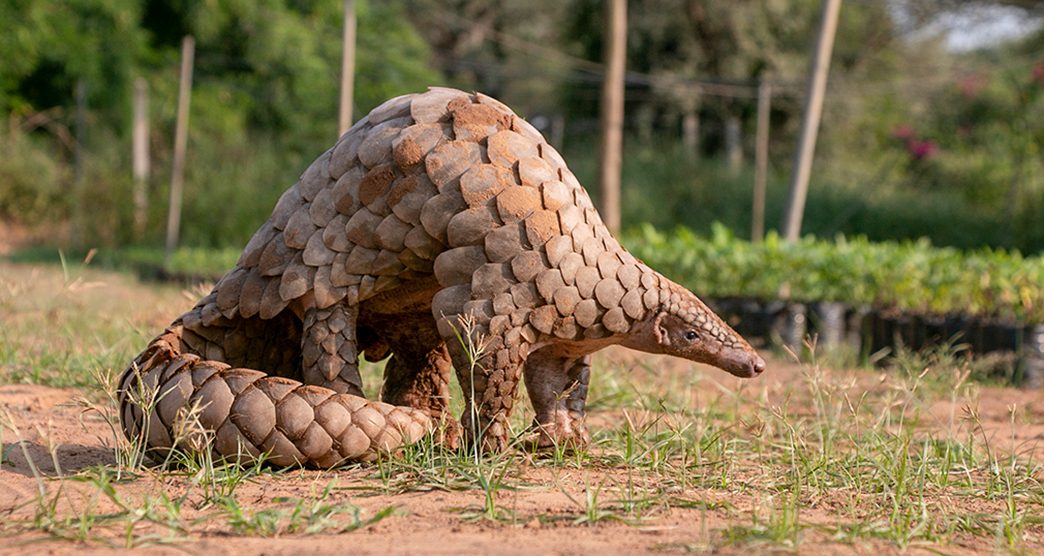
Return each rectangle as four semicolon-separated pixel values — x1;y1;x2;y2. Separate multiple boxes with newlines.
752;355;766;376
722;351;766;378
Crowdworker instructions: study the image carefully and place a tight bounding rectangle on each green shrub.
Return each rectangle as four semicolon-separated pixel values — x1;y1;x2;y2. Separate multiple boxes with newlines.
0;126;69;223
626;223;1044;323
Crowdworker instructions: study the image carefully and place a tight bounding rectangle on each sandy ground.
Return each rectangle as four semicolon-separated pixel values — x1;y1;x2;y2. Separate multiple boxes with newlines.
2;349;1042;555
1;260;1042;554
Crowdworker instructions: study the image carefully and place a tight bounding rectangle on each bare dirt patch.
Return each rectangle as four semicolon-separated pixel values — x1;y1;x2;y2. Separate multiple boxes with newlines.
1;261;1042;554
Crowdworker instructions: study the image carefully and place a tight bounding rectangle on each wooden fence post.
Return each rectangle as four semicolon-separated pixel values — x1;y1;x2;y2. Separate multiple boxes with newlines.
165;36;194;258
132;77;150;241
752;81;771;243
74;81;87;185
683;108;700;153
598;0;627;235
781;0;842;241
338;0;357;137
725;114;742;174
550;114;565;151
73;80;87;245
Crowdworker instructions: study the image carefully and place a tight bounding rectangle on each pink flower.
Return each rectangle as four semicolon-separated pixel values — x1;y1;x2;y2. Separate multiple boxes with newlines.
1033;63;1044;85
908;139;938;160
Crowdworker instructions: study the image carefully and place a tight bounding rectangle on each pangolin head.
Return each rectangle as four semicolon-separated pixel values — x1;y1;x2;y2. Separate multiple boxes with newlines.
631;283;766;378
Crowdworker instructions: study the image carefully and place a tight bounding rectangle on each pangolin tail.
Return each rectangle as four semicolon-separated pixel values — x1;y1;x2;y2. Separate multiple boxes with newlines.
117;323;432;468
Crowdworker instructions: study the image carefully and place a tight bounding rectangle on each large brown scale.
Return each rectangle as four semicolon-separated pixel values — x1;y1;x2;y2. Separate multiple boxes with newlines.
118;88;765;467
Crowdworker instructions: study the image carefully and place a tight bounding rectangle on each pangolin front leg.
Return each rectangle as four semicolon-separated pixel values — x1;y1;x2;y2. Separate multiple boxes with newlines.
434;285;530;453
447;339;524;453
523;349;591;450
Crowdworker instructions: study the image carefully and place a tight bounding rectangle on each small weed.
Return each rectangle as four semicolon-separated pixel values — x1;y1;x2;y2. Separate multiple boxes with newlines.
559;474;626;525
218;481;395;536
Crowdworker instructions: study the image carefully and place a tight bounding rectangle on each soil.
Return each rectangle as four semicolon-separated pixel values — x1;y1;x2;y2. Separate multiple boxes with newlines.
1;258;1041;554
2;349;1042;555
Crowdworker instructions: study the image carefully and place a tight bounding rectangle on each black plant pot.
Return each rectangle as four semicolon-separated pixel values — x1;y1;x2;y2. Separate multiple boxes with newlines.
919;314;949;348
896;314;922;351
978;320;1021;354
753;300;787;340
865;310;886;355
706;297;769;341
941;314;970;343
846;305;872;357
869;310;903;355
1021;324;1044;389
810;301;847;348
772;303;807;351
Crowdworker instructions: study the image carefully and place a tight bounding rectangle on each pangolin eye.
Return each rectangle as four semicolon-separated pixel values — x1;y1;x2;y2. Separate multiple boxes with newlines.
685;330;699;341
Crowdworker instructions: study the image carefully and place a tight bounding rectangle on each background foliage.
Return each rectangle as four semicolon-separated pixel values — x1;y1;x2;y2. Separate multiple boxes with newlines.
0;0;1041;254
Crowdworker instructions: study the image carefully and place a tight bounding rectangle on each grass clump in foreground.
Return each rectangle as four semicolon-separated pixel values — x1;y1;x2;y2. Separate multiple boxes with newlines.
0;261;1042;552
352;341;1044;552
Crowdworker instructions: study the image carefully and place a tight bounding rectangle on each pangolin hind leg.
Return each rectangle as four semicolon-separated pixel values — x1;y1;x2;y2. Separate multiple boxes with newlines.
446;342;524;452
380;343;457;448
118;300;433;468
357;325;393;364
522;348;591;450
299;303;364;396
356;279;455;419
174;292;301;376
379;340;453;418
351;305;456;442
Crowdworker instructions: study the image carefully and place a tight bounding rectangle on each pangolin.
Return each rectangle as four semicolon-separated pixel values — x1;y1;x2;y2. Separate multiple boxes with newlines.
118;87;765;467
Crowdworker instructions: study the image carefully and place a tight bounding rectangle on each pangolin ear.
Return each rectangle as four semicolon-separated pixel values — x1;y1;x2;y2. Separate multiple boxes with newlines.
653;312;671;346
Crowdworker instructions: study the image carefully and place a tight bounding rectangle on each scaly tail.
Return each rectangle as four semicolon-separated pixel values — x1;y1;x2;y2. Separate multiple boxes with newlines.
117;323;432;468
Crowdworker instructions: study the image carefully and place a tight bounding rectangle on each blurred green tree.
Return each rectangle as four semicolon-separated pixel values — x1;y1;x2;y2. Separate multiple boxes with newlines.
0;0;439;245
0;0;147;124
